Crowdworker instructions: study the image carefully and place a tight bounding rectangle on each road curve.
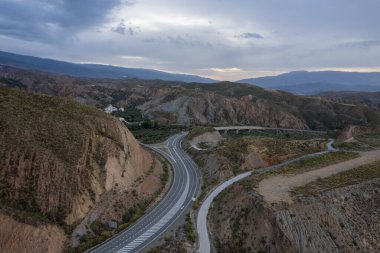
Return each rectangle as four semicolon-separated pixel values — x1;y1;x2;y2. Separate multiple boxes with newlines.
89;133;200;253
196;171;252;253
196;139;336;253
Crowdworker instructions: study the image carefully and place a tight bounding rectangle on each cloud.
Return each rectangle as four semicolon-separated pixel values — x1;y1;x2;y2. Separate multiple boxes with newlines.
209;67;243;73
235;33;264;39
119;55;146;61
336;40;380;49
1;0;380;81
111;20;138;35
112;22;127;35
0;0;124;42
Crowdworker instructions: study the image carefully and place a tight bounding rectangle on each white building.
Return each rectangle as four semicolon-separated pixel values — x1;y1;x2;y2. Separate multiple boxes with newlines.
104;104;118;114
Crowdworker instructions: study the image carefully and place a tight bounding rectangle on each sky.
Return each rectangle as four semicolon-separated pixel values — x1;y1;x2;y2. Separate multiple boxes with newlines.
1;0;380;81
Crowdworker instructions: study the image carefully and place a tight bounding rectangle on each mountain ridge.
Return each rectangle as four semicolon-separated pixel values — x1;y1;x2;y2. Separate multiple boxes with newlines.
1;65;380;131
0;50;216;83
0;87;165;252
238;70;380;94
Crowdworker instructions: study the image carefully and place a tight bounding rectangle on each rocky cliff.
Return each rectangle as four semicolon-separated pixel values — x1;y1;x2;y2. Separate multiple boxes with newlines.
0;87;164;252
210;177;380;253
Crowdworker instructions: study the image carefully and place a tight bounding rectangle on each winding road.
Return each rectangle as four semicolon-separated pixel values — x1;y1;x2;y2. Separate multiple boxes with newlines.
196;139;335;253
89;132;332;253
89;133;200;253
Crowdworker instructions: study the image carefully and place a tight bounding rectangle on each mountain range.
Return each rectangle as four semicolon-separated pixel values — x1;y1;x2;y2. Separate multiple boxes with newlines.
2;65;380;131
2;50;380;94
239;71;380;94
0;51;215;83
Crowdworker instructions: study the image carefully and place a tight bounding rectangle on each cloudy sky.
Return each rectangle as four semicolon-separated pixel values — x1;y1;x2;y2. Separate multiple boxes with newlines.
1;0;380;80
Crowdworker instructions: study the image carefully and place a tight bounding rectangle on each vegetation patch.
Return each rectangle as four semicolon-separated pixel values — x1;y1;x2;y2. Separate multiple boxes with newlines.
128;120;188;143
113;106;145;122
184;213;197;243
146;236;186;253
0;77;27;89
71;221;113;253
187;126;215;139
229;129;326;140
336;133;380;151
69;161;170;253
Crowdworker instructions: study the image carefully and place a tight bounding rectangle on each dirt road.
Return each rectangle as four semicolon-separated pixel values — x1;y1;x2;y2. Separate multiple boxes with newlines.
257;149;380;204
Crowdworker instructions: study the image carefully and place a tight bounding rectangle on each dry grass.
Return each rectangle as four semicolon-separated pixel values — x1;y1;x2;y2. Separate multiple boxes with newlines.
0;87;121;224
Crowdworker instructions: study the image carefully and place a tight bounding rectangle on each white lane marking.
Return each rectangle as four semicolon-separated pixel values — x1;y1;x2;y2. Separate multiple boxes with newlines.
116;135;191;253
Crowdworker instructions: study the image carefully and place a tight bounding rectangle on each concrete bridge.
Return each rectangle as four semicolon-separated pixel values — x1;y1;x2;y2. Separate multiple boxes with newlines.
214;126;325;134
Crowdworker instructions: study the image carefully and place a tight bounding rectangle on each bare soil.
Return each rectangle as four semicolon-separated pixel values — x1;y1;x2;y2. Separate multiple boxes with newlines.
257;149;380;204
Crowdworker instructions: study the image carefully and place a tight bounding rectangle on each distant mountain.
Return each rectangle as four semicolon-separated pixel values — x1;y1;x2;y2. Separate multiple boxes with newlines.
0;50;216;83
273;82;380;95
238;71;380;94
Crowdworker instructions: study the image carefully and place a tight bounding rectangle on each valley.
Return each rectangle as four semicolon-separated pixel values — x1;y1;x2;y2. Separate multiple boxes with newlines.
1;65;380;253
2;2;380;253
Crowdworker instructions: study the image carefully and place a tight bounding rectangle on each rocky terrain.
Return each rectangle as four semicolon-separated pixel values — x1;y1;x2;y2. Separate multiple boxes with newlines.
210;176;380;253
186;129;327;206
2;65;380;130
0;87;165;253
320;91;380;109
334;125;380;151
209;142;380;253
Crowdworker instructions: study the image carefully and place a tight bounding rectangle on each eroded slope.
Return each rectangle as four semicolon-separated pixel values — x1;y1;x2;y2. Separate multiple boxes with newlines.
0;88;164;252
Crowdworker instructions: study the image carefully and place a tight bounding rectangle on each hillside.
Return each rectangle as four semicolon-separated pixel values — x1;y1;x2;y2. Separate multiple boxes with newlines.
239;71;380;93
186;129;327;206
0;50;215;83
207;132;380;253
1;66;380;130
272;82;380;95
0;88;165;253
320;91;380;109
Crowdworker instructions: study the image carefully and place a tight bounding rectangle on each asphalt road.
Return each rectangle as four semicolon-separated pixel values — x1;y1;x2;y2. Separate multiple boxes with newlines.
89;133;200;253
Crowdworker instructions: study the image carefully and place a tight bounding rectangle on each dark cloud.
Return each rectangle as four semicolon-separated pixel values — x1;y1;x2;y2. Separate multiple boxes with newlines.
112;22;127;35
111;20;139;36
337;40;380;49
235;33;264;39
0;0;379;80
0;0;123;42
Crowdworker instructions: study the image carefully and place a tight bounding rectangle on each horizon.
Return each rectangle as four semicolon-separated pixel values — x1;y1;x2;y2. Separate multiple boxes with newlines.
3;49;380;82
1;1;380;81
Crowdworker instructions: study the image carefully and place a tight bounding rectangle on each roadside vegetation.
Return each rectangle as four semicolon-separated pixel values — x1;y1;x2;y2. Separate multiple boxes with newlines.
291;159;380;197
184;213;197;243
336;133;380;151
146;236;187;253
70;161;170;253
229;129;326;140
127;120;189;143
187;126;215;139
